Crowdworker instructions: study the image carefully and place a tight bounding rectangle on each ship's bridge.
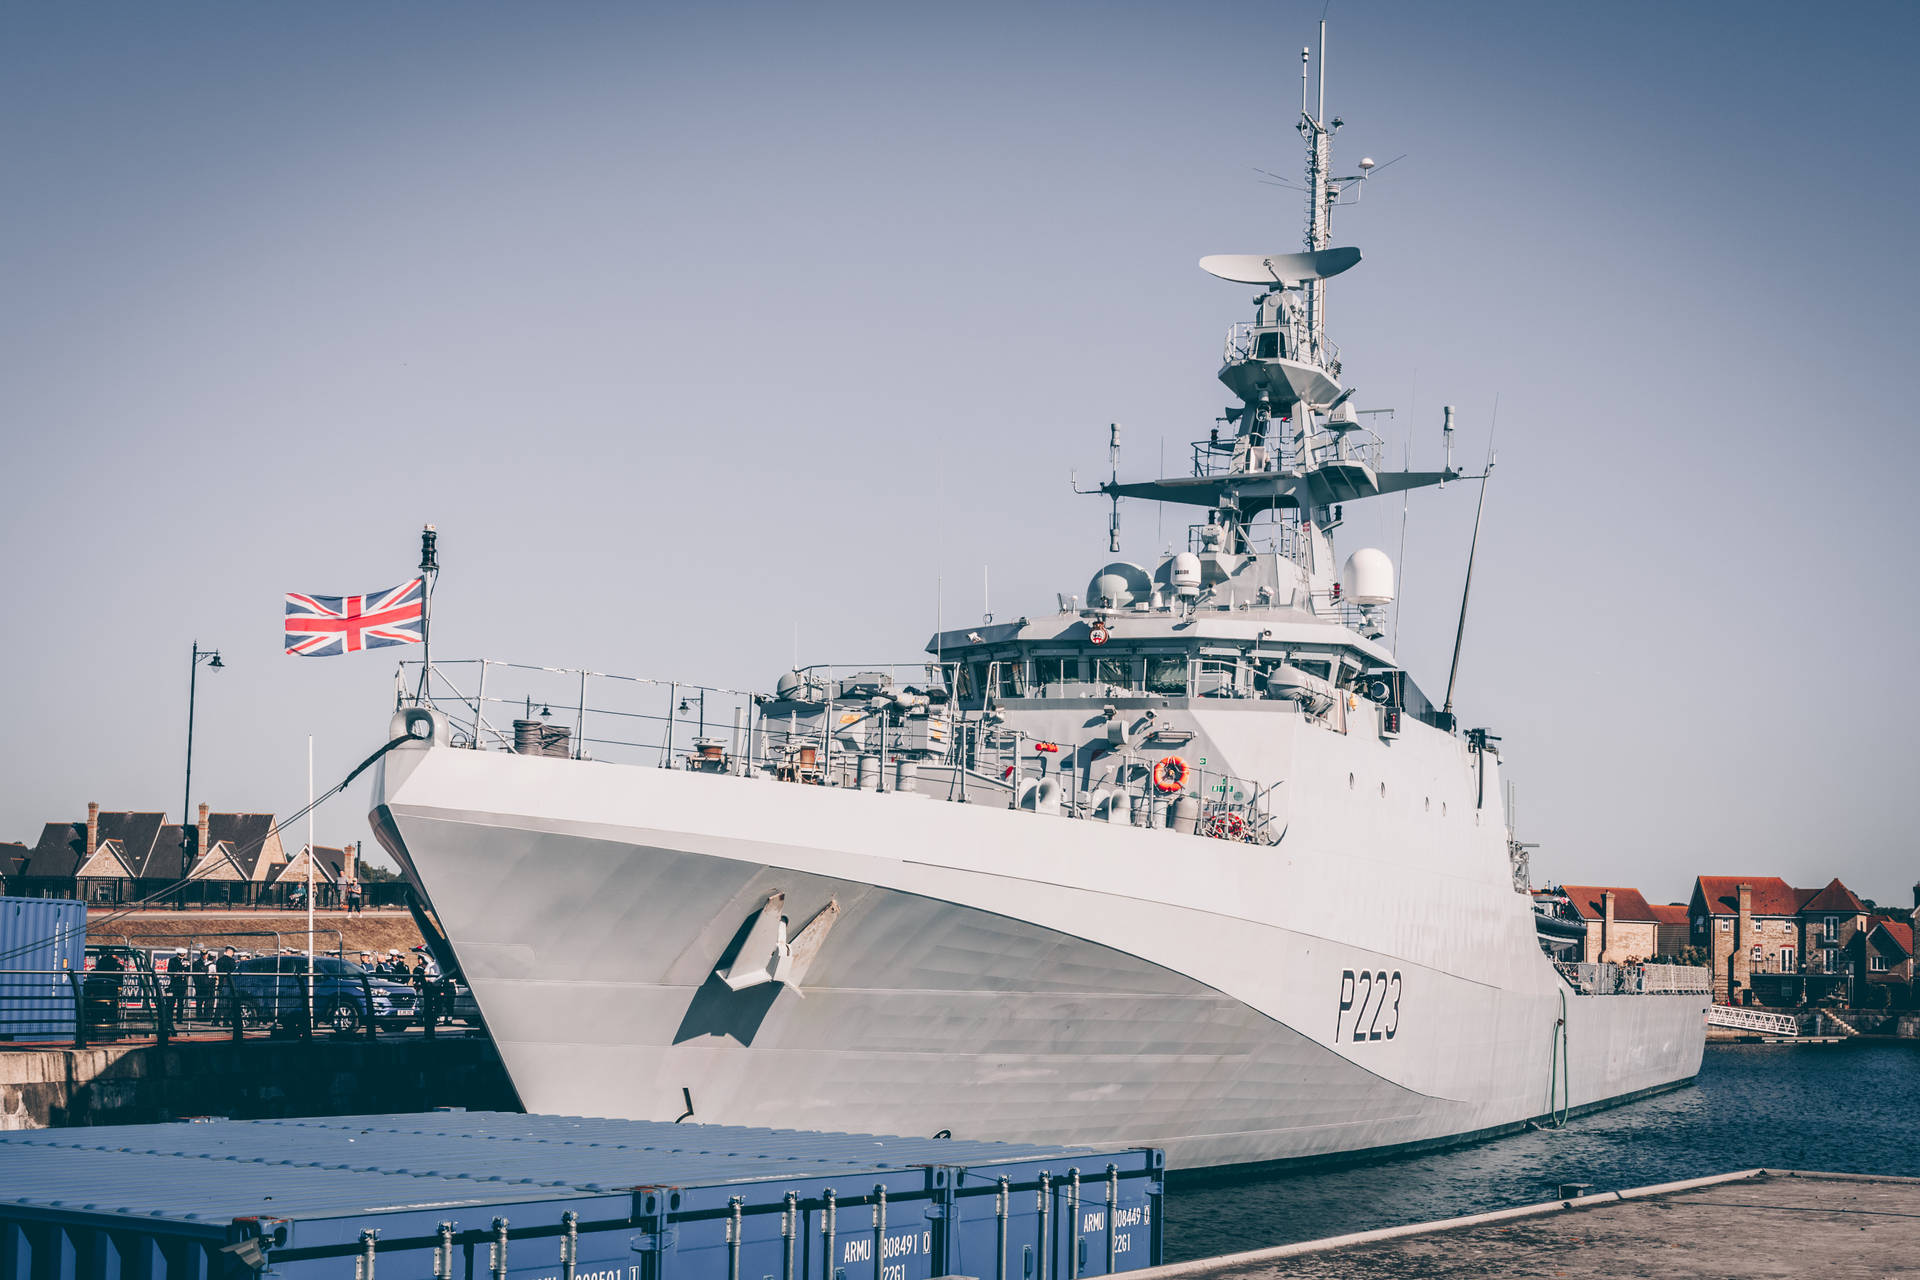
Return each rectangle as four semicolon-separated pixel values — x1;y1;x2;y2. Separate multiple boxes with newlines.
924;536;1441;723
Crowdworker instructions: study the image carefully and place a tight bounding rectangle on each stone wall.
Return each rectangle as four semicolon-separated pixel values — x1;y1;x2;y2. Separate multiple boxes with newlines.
0;1035;517;1129
88;908;425;959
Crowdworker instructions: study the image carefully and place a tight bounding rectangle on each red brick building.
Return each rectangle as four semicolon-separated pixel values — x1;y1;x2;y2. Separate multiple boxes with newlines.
1688;875;1881;1005
1560;885;1661;964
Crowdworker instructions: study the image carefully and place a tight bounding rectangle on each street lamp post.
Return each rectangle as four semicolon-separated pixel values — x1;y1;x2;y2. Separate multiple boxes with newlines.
182;642;224;867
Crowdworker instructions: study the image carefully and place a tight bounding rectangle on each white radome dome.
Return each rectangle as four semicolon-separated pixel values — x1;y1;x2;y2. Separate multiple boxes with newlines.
1342;548;1395;606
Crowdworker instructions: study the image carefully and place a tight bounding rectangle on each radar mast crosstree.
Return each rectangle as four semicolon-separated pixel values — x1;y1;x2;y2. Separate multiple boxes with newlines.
1096;20;1458;601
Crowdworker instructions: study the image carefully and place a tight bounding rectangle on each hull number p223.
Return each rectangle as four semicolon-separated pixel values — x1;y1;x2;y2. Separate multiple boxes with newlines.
1336;969;1401;1042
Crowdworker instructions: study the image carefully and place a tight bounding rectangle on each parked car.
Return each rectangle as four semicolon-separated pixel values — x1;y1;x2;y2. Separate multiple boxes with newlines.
230;956;421;1033
82;945;159;1015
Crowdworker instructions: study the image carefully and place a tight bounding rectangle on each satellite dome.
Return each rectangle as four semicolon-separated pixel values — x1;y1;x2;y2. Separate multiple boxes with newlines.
774;670;825;703
1085;561;1152;610
1342;548;1394;606
1171;553;1203;597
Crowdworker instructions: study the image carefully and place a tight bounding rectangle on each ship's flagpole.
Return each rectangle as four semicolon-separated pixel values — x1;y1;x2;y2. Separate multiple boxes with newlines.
415;524;439;701
306;733;315;1023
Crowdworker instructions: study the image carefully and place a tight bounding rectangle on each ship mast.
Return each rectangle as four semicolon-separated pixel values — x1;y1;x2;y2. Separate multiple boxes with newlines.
1300;24;1335;366
1093;20;1458;631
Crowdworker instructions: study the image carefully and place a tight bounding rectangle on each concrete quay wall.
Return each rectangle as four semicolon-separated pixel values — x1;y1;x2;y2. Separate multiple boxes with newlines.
0;1036;518;1129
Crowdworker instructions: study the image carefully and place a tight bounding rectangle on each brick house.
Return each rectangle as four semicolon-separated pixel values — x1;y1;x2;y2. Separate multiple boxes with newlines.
176;811;289;906
1560;885;1661;964
269;843;359;908
1688;877;1808;1004
1856;917;1913;1001
10;802;288;906
1648;904;1691;959
1688;875;1880;1005
1798;878;1870;982
22;806;175;904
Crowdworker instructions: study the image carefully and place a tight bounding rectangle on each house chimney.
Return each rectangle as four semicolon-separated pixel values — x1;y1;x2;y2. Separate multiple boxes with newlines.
196;804;210;864
1601;890;1616;963
86;802;99;859
346;841;359;884
1731;882;1754;1001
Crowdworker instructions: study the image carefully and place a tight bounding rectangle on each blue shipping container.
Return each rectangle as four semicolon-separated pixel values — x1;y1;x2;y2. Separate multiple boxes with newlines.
0;896;86;1041
0;1112;1164;1280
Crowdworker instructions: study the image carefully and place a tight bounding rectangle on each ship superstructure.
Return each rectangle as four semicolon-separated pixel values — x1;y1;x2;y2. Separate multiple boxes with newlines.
369;28;1708;1171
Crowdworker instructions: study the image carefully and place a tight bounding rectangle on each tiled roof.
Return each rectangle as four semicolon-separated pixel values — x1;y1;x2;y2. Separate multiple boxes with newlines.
1869;918;1913;958
1692;876;1804;918
208;814;279;879
1560;885;1660;923
25;822;85;877
1647;904;1690;926
1800;878;1866;914
0;842;28;878
96;813;167;870
139;824;194;881
13;809;282;887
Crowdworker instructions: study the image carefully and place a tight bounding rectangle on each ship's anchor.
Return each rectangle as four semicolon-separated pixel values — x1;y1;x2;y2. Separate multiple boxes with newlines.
714;892;838;996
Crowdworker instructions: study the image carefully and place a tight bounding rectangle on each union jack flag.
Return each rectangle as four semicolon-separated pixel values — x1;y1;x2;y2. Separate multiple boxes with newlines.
284;579;425;657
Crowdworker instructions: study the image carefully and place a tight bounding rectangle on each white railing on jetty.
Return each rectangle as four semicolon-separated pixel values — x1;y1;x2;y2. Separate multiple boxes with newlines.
1555;961;1712;996
1639;963;1712;994
1706;1005;1800;1036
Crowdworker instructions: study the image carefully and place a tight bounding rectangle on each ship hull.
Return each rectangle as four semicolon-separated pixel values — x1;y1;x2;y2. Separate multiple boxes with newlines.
371;744;1706;1170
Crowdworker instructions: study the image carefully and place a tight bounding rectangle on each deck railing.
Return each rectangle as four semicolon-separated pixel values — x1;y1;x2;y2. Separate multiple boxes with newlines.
1556;961;1712;995
400;659;1286;844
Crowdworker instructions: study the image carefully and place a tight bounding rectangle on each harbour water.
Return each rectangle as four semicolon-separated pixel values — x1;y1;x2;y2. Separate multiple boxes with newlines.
1162;1042;1920;1261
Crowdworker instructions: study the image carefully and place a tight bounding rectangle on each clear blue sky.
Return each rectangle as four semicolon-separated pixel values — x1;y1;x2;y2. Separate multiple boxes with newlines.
3;2;1915;905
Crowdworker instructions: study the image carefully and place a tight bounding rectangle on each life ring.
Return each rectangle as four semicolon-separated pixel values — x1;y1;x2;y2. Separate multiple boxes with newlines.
1152;755;1189;793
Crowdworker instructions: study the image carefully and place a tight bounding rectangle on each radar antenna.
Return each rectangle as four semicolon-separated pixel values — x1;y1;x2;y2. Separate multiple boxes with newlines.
1107;423;1122;552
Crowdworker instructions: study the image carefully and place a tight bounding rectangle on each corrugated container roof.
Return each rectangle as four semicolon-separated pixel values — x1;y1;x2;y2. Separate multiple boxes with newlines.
0;1111;1122;1228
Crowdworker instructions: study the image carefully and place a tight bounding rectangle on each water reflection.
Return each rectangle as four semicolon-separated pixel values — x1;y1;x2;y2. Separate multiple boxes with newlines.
1163;1043;1920;1261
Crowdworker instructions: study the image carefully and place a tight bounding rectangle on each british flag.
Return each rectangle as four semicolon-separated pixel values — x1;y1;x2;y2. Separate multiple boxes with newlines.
284;579;425;657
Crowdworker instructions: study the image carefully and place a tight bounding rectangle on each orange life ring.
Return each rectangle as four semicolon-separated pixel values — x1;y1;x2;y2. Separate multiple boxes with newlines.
1152;755;1189;793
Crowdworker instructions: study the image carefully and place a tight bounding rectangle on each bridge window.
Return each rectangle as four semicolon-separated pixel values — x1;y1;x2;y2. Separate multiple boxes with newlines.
1145;655;1188;695
1095;657;1134;689
1196;658;1239;697
1033;656;1078;690
997;661;1026;699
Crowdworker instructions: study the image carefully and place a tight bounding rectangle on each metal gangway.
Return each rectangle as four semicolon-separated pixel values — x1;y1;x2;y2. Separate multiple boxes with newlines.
1706;1005;1799;1036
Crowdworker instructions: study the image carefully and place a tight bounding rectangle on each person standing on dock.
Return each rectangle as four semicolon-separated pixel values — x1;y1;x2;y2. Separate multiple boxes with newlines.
193;950;214;1020
167;949;189;1024
214;947;237;1022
